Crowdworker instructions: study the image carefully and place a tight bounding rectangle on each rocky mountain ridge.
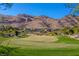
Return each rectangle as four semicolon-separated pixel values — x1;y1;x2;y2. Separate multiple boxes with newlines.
0;14;79;30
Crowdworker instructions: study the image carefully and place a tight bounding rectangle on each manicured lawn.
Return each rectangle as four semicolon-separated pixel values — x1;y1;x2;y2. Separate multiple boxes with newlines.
1;46;79;56
0;35;79;56
57;35;79;44
13;48;79;56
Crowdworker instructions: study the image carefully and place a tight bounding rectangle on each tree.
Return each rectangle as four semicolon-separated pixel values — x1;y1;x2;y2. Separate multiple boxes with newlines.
0;3;13;10
66;3;79;15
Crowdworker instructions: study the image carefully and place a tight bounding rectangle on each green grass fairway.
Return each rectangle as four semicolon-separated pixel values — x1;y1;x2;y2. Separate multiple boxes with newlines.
10;47;79;56
57;35;79;44
1;35;79;56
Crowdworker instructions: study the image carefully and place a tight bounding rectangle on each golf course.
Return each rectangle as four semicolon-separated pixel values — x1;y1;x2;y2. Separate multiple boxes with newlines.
0;34;79;56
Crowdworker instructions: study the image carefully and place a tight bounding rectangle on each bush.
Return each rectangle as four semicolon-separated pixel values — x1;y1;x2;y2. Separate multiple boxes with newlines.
0;46;18;56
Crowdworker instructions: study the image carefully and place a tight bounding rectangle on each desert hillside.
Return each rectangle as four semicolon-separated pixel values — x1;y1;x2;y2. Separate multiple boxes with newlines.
0;14;79;30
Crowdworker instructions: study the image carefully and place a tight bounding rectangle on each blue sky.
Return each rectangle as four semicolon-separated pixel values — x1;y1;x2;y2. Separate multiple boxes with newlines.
0;3;72;19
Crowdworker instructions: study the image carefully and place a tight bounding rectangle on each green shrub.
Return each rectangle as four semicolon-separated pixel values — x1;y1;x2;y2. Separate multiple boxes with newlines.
0;46;18;56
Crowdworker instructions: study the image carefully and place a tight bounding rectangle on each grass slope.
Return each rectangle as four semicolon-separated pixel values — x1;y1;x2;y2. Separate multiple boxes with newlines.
57;35;79;44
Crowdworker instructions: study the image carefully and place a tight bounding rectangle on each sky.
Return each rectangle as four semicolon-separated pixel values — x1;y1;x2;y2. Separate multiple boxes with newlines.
0;3;72;19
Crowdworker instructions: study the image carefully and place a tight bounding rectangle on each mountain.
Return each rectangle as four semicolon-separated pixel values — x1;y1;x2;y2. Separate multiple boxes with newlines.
0;14;79;31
